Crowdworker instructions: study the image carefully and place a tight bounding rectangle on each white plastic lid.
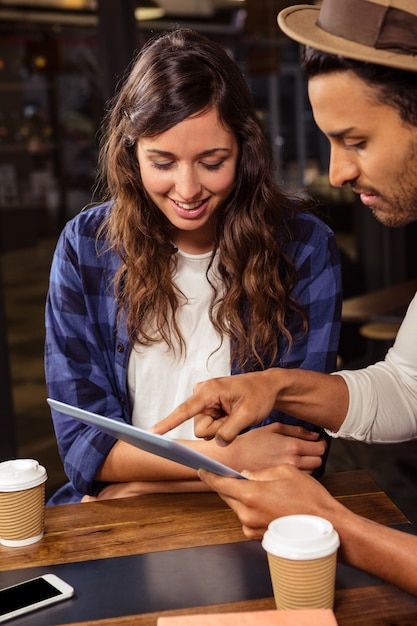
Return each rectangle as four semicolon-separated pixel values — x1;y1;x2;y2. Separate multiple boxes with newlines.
0;459;47;492
262;515;340;560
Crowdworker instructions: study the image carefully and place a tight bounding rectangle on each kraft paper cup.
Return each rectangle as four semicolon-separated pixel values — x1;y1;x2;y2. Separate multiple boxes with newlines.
0;459;47;547
262;515;340;610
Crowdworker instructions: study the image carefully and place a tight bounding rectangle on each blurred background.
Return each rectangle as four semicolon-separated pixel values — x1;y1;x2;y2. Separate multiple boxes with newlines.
1;0;417;519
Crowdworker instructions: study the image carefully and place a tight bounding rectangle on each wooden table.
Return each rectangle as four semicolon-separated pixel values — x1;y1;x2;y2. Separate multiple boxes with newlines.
1;470;417;625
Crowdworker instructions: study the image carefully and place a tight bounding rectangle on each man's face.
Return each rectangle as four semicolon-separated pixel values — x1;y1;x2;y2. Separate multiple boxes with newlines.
308;70;417;227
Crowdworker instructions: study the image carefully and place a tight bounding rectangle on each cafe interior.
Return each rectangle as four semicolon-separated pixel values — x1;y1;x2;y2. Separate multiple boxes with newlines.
1;0;417;535
3;1;417;623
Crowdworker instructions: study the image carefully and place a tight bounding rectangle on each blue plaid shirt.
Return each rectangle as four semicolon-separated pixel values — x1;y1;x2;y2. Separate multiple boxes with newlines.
45;202;342;504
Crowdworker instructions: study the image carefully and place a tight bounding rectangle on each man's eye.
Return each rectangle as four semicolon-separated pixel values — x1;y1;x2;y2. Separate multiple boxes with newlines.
345;141;366;150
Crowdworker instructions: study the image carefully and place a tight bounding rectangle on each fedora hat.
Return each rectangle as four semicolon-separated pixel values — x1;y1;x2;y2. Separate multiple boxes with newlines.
278;0;417;72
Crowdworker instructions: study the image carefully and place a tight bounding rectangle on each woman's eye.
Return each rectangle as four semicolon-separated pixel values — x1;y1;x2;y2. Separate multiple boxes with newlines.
202;161;224;171
151;161;173;170
150;160;225;171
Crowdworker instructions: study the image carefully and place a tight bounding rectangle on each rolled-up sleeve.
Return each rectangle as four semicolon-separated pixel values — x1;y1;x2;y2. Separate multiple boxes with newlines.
45;204;130;497
329;293;417;443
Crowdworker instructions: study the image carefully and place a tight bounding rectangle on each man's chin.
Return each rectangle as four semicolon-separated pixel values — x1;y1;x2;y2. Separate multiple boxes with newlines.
371;207;412;228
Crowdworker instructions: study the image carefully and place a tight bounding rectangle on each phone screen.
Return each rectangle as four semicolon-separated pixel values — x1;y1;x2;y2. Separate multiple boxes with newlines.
0;577;63;615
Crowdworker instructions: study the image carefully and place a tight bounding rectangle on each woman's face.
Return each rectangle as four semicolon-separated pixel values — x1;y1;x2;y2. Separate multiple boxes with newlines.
136;107;238;254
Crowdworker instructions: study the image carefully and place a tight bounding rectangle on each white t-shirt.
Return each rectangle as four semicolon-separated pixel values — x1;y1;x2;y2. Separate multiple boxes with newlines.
127;249;231;439
329;292;417;443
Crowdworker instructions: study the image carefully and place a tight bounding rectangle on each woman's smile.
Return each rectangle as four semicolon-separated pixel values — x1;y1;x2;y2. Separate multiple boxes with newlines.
169;196;210;219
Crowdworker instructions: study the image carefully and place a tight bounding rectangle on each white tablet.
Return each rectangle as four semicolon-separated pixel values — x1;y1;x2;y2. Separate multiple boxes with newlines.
47;399;247;479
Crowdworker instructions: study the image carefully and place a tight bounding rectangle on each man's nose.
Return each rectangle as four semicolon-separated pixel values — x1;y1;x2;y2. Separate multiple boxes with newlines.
328;148;360;188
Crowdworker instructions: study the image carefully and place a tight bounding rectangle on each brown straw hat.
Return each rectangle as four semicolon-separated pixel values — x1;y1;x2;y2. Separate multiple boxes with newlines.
277;0;417;72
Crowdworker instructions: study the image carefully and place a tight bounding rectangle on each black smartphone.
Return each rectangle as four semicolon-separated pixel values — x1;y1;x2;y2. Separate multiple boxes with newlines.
0;574;74;622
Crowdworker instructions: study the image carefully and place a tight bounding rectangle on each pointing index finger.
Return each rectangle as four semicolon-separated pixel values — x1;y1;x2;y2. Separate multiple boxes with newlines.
150;396;201;434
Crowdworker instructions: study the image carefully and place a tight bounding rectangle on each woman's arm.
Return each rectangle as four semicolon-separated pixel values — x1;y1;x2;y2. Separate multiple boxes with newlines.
96;421;327;483
46;206;130;497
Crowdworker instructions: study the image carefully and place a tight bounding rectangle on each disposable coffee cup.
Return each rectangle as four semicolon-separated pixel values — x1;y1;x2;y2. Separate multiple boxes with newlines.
262;515;340;610
0;459;47;547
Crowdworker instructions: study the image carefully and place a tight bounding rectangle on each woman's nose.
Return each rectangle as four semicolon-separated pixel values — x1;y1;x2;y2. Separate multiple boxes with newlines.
174;166;202;200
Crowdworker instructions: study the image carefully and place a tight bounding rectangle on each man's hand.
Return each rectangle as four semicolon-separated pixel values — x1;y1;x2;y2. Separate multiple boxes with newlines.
198;464;339;539
152;368;349;440
152;370;281;445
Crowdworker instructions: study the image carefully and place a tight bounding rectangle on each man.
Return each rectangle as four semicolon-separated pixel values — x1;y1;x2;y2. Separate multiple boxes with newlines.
153;0;417;596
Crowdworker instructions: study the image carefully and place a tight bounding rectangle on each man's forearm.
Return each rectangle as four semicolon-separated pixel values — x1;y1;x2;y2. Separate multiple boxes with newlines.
153;368;350;443
265;368;349;432
333;507;417;596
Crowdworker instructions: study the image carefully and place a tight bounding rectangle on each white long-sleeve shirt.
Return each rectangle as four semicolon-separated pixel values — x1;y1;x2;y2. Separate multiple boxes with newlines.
329;293;417;443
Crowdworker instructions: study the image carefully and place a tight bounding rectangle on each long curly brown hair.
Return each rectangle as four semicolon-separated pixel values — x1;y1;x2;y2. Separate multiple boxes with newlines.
96;27;309;371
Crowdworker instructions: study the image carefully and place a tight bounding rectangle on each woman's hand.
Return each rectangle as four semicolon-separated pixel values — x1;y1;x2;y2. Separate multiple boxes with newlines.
221;422;326;474
81;479;210;502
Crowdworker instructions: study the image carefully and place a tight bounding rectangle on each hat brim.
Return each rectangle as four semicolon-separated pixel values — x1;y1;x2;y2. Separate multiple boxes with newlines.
278;4;417;72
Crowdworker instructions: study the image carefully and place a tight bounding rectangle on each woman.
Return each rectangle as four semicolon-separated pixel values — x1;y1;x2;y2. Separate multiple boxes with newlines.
46;28;341;504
